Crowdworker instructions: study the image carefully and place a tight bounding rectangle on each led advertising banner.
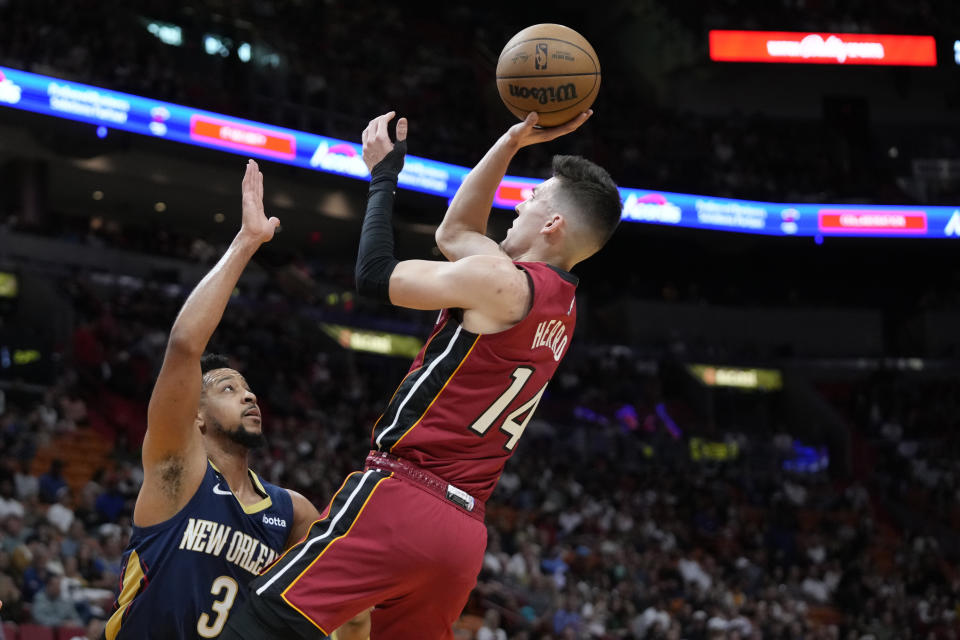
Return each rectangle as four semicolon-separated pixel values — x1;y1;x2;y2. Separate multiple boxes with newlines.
709;30;937;66
688;364;783;391
0;65;477;203
621;189;960;238
320;323;423;358
689;437;740;462
2;66;958;238
0;272;18;298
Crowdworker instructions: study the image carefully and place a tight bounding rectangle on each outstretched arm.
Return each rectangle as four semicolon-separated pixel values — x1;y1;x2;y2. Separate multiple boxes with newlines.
355;113;530;326
135;161;279;525
434;109;593;262
387;256;529;324
354;112;407;303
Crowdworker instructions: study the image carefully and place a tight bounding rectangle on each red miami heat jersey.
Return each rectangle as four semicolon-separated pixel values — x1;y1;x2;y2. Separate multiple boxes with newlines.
371;261;578;501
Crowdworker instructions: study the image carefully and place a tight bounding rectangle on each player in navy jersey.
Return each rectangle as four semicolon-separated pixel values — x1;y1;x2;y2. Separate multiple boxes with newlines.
222;111;621;640
105;161;370;640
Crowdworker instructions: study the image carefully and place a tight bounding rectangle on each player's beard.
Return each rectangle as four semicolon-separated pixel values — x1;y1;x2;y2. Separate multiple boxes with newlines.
211;418;266;450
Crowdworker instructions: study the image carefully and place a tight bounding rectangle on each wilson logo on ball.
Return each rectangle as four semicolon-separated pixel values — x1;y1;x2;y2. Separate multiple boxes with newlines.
508;83;579;104
496;24;600;126
535;43;548;70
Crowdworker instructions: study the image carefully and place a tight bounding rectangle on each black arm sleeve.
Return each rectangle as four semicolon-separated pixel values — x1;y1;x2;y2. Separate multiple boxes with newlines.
355;141;407;302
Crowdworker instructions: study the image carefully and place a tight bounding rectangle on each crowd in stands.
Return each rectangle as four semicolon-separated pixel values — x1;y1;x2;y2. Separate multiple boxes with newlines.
3;2;960;638
1;249;959;637
456;348;960;638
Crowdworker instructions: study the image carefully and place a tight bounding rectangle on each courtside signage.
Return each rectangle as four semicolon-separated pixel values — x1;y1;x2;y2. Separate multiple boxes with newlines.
709;31;937;66
2;66;958;238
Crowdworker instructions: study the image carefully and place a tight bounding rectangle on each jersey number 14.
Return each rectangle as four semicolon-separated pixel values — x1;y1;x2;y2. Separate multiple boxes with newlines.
468;366;548;450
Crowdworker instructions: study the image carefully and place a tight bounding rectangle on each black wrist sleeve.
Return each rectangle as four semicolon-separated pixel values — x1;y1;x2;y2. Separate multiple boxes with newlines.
355;141;407;302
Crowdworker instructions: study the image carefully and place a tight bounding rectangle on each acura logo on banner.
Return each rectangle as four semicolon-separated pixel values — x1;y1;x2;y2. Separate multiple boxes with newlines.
945;211;960;236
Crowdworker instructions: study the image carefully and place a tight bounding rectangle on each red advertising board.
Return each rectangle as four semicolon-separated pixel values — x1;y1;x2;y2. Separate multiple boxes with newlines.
189;115;296;158
709;31;937;66
818;210;928;234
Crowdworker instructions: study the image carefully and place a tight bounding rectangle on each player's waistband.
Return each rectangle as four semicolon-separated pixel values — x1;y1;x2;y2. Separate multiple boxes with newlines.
364;450;485;522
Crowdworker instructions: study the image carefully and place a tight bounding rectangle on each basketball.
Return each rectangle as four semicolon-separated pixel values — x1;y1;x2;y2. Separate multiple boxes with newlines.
495;24;601;127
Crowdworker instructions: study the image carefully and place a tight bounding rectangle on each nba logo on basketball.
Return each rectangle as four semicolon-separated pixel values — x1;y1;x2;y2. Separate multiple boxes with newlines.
496;24;600;126
535;43;548;70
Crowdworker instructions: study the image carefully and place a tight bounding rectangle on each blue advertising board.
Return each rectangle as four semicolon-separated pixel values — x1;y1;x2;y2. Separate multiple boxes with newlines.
2;66;957;238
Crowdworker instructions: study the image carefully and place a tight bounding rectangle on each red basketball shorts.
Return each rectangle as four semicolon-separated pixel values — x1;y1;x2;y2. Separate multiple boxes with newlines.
231;461;487;640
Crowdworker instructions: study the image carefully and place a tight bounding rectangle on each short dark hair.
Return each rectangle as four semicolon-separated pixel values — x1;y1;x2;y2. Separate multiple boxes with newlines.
200;353;232;393
551;155;622;250
200;353;231;374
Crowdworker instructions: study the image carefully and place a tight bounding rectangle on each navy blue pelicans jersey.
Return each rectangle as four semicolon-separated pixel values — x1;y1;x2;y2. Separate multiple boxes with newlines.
106;461;293;639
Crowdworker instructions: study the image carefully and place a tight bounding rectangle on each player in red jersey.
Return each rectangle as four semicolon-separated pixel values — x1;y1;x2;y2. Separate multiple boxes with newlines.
221;110;621;640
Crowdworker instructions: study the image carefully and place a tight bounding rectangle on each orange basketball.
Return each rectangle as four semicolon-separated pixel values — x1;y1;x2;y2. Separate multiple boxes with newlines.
496;24;600;127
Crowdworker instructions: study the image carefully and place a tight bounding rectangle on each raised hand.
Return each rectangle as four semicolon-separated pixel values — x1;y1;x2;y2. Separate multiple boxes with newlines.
239;159;281;244
505;110;593;149
362;111;408;173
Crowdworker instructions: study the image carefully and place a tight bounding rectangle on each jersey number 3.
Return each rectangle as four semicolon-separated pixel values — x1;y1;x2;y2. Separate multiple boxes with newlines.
469;366;548;450
197;575;238;638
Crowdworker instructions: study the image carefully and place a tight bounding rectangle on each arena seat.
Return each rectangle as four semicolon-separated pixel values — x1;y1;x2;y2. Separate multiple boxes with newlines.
54;626;86;640
16;625;53;640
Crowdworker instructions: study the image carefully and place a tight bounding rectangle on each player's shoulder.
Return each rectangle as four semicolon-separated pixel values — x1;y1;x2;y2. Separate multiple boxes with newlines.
284;487;310;509
285;488;319;519
453;254;527;288
454;252;519;271
457;255;530;314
